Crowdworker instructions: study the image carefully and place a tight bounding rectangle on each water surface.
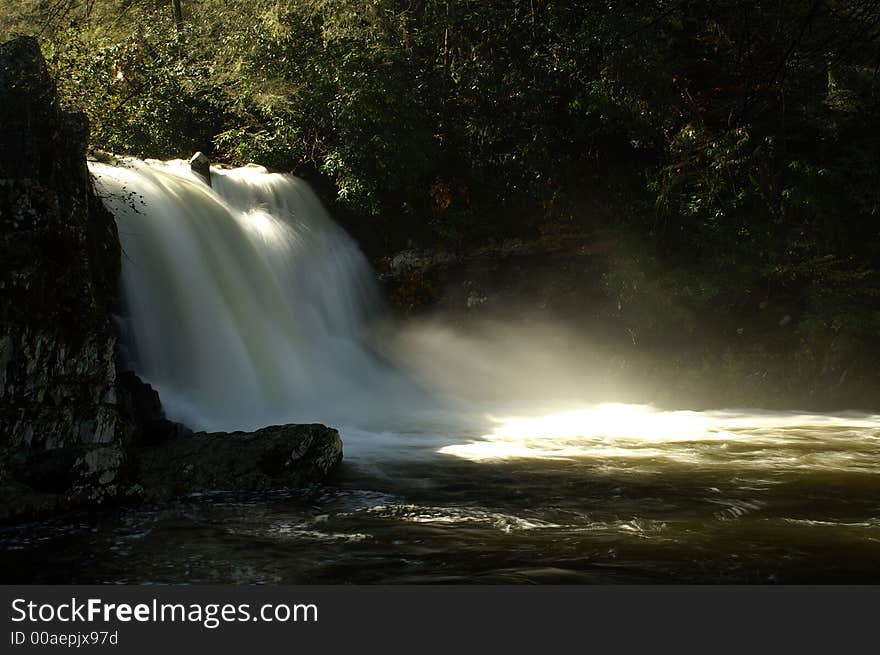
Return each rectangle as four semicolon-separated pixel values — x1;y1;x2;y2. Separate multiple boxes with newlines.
4;406;879;584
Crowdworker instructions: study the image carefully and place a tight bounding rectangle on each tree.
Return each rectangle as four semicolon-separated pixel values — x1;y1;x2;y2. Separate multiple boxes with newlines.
171;0;182;34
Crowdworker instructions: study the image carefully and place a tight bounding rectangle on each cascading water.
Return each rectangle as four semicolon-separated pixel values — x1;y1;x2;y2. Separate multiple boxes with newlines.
90;159;421;433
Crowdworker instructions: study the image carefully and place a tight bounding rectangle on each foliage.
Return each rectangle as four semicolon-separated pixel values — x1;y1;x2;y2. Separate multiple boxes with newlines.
2;0;880;391
43;20;226;157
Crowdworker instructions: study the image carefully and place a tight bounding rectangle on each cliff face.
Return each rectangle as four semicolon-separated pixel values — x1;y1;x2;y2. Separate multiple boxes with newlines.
0;36;131;519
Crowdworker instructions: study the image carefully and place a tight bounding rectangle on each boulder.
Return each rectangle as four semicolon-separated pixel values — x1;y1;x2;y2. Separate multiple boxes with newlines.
189;151;211;186
134;424;343;501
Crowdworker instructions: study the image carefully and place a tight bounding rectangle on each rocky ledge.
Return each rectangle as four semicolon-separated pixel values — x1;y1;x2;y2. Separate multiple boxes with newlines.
135;424;343;502
0;371;344;523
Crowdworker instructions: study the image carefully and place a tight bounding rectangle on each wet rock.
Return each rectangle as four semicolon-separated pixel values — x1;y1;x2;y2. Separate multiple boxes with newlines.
189;151;211;186
0;480;57;523
1;443;135;522
134;424;343;501
116;370;192;445
68;444;131;504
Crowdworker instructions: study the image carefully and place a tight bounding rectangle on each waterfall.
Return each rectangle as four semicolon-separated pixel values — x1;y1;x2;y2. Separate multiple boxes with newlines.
90;158;412;432
91;157;880;463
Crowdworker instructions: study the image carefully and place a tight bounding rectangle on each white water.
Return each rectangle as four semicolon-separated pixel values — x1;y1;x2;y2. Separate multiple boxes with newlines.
89;159;880;471
90;159;425;432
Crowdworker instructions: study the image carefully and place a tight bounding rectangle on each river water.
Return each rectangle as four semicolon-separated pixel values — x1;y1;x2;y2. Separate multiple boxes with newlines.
2;406;880;583
3;161;877;584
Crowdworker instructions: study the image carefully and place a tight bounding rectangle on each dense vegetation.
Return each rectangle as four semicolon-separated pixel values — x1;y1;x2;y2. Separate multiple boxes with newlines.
2;1;880;404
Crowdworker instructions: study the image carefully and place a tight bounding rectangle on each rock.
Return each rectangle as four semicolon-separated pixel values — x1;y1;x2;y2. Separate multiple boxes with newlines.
189;151;211;186
0;480;58;523
1;443;135;522
134;424;343;501
68;444;130;504
116;370;192;445
1;35;129;521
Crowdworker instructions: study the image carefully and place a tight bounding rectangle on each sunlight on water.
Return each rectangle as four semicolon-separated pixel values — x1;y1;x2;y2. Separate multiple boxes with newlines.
439;403;880;472
240;208;289;244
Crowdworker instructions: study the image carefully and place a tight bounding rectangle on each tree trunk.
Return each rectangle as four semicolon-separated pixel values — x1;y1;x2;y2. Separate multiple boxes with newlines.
171;0;183;34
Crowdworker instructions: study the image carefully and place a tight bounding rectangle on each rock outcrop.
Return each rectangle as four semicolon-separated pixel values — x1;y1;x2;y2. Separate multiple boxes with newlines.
0;35;131;518
135;424;343;501
0;37;343;524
